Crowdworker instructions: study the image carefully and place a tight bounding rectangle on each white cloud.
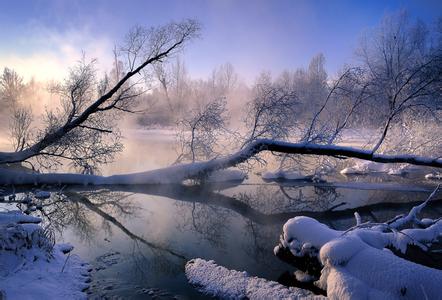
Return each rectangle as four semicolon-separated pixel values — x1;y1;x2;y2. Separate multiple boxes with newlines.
0;25;113;82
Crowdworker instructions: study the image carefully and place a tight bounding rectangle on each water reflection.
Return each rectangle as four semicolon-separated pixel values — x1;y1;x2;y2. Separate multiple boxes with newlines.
2;181;441;298
62;191;186;259
175;201;231;249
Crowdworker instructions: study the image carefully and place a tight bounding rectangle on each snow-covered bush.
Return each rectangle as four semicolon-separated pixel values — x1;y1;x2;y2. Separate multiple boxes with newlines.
0;210;91;299
0;222;54;258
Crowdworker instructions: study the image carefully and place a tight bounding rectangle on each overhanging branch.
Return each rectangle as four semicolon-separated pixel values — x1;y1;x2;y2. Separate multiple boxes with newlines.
0;138;440;186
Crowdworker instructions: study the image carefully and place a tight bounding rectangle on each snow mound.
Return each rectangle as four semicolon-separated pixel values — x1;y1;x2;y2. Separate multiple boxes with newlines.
282;216;341;254
387;167;407;175
341;161;425;176
185;258;324;299
388;164;423;176
0;211;91;299
340;161;389;175
425;173;442;180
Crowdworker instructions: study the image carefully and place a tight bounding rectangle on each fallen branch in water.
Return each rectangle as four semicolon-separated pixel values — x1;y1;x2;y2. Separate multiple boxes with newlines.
0;139;441;186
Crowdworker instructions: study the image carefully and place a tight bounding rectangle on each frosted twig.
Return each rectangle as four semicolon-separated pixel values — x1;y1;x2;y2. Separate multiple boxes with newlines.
389;184;440;229
354;212;362;225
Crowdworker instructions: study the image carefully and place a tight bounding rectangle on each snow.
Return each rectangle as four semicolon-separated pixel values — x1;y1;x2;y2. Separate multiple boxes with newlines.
388;165;408;175
318;235;442;299
0;210;41;224
340;161;428;177
185;258;325;299
280;195;442;300
126;128;177;141
0;138;440;186
425;173;442;180
0;211;90;299
282;216;341;255
294;270;315;283
340;161;390;175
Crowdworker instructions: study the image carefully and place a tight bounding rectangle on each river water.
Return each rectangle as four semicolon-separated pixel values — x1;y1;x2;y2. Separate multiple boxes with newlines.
4;129;440;299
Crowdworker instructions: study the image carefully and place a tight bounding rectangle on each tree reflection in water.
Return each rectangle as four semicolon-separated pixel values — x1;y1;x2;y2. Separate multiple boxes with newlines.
2;181;441;297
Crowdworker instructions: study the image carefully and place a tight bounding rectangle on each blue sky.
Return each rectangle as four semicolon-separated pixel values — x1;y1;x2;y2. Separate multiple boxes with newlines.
0;0;440;81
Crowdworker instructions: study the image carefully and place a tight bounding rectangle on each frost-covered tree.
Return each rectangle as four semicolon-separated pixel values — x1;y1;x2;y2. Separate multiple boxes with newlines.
9;106;33;152
242;72;299;146
209;62;238;96
0;67;24;111
357;11;442;152
0;20;200;171
176;97;229;163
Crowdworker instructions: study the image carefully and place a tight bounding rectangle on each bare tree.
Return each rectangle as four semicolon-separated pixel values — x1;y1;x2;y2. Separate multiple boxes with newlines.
0;67;24;111
242;72;299;147
0;20;200;169
9;106;33;152
176;97;229;163
357;11;442;153
210;62;238;96
302;67;372;145
153;62;173;111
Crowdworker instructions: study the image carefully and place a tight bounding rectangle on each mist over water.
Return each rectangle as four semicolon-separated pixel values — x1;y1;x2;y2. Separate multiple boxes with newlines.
22;130;431;298
0;4;441;299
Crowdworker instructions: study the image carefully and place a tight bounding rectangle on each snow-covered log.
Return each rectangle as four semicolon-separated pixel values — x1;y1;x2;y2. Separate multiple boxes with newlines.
185;258;325;299
276;188;442;299
1;139;441;186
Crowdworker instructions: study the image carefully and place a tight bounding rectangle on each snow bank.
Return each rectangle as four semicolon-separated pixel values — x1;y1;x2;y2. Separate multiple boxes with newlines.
281;216;341;255
388;164;424;176
0;211;91;299
340;161;390;175
341;161;426;177
185;258;325;299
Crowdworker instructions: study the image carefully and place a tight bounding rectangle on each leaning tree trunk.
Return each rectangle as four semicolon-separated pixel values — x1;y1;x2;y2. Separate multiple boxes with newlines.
0;138;441;186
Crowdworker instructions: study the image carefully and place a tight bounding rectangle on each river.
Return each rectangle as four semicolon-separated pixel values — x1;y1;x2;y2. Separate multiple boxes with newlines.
2;129;440;299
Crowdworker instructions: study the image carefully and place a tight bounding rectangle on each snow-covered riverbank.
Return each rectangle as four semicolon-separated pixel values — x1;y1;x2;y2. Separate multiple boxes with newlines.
0;211;91;299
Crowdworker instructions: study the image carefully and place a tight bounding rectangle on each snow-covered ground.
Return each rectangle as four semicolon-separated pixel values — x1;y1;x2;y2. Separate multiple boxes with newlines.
0;211;91;299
